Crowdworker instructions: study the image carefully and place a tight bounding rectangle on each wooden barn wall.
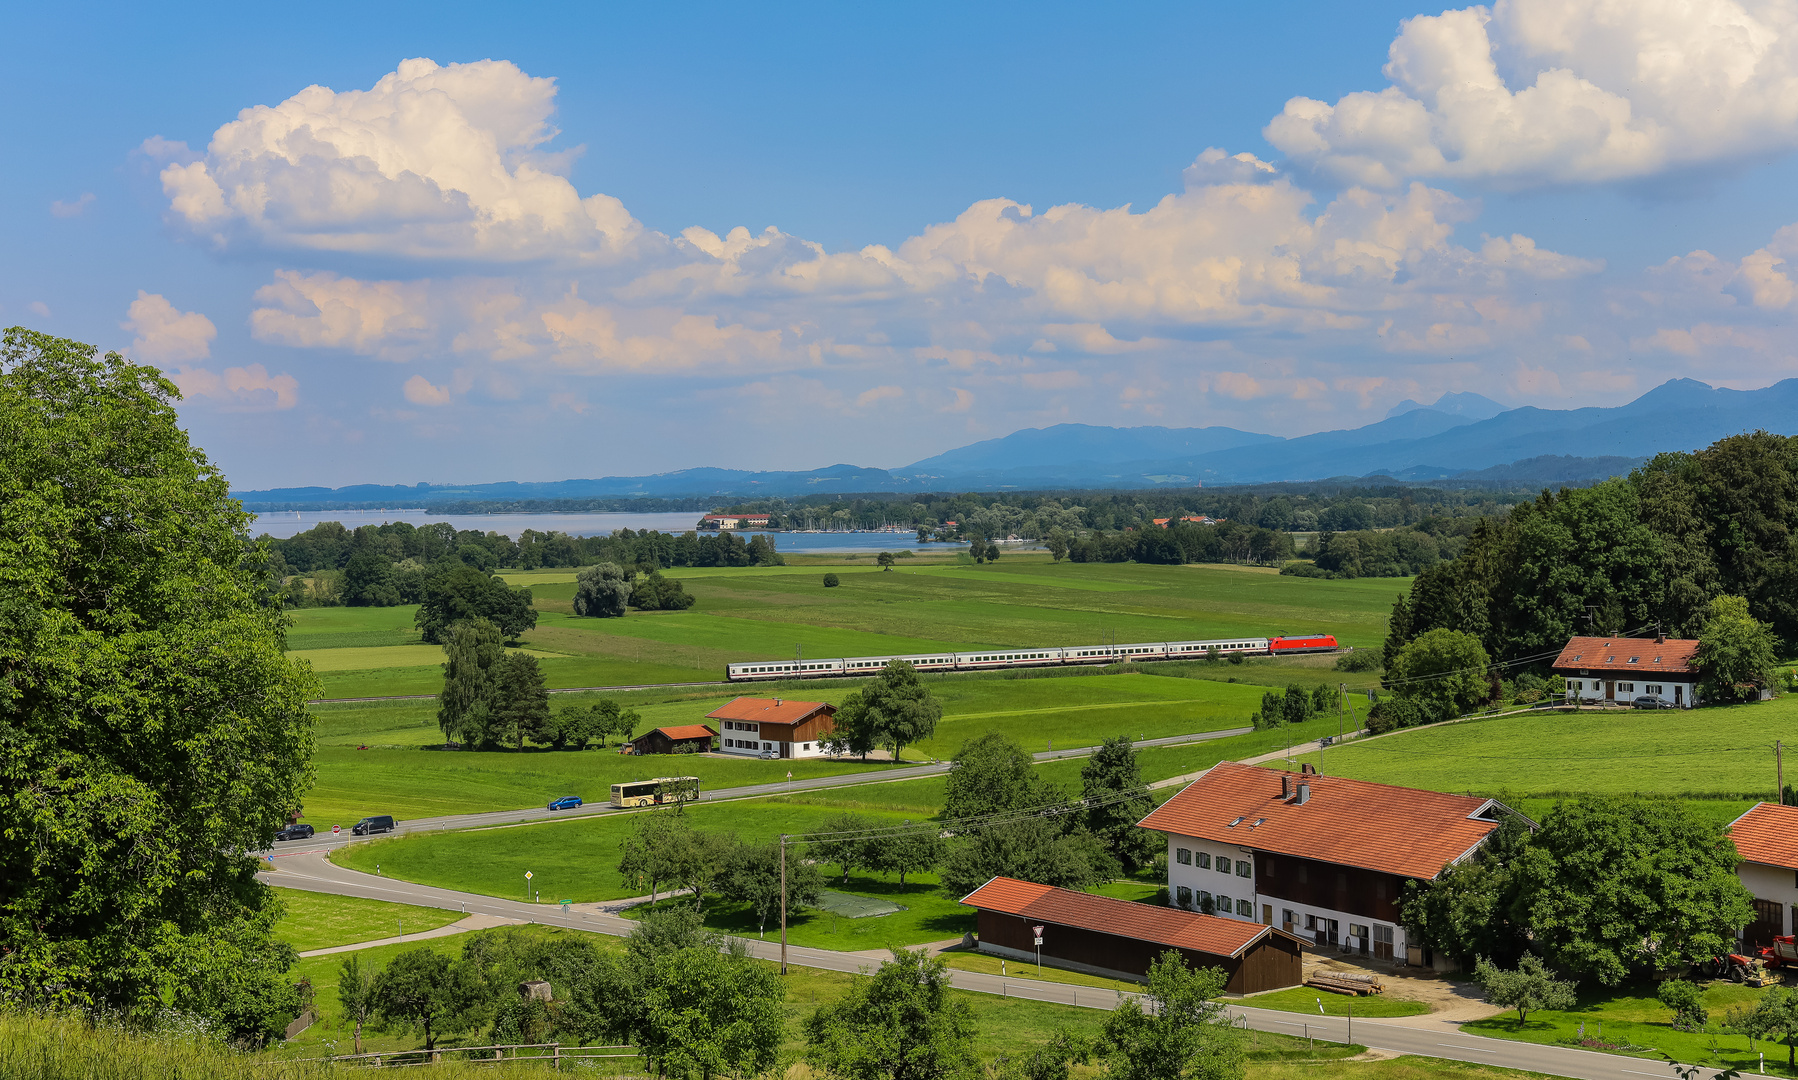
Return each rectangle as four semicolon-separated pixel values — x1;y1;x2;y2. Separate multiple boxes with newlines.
977;910;1301;994
1253;852;1412;924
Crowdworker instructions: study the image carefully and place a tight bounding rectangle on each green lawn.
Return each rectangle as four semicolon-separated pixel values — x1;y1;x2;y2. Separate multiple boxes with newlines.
626;869;976;952
272;886;463;952
330;800;927;903
1288;696;1798;804
1462;978;1788;1073
1247;985;1431;1018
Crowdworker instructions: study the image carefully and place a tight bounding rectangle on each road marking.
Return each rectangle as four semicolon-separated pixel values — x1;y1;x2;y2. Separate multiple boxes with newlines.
1436;1044;1497;1053
1622;1071;1680;1077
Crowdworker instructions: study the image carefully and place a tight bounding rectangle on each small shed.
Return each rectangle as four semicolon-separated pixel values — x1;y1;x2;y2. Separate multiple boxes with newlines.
629;724;717;756
961;876;1304;994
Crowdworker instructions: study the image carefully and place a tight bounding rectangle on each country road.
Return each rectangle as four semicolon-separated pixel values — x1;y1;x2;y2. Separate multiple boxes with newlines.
264;851;1698;1080
264;726;1254;856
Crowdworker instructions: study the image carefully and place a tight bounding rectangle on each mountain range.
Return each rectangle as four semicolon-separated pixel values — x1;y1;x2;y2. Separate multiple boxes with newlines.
232;378;1798;508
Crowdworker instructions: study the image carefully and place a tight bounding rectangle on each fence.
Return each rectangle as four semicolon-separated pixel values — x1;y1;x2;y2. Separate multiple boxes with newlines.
271;1043;635;1069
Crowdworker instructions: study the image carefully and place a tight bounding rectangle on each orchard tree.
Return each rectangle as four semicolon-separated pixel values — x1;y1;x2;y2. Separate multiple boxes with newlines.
1516;796;1755;984
338;953;379;1054
638;938;785;1080
804;948;978;1080
720;839;824;936
438;617;503;746
0;329;316;1039
1696;594;1779;702
1473;954;1576;1028
618;813;698;906
823;690;879;759
369;948;485;1051
573;562;631;618
1102;951;1242;1080
938;815;1116;897
867;822;944;885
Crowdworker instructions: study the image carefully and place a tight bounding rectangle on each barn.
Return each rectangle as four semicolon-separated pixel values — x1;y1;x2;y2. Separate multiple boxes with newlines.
960;876;1304;993
628;724;717;756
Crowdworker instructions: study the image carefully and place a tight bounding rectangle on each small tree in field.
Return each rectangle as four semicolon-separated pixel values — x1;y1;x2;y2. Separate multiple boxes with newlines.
877;551;896;570
1102;950;1240;1080
823;572;841;588
1474;954;1576;1028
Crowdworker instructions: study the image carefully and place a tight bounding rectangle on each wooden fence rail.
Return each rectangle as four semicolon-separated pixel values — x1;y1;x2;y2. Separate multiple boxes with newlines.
266;1043;636;1069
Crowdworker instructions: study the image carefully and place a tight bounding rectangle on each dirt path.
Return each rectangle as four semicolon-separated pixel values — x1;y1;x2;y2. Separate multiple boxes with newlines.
1302;952;1506;1030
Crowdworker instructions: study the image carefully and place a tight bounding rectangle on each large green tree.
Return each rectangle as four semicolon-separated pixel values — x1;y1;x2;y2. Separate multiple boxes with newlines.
494;651;550;750
437;617;503;747
1079;736;1159;875
804;948;978;1080
942;733;1045;821
719;839;824;937
573;561;632;618
368;948;485;1051
1401;815;1532;968
1101;951;1242;1080
415;561;536;643
1515;796;1755;985
938;816;1116;898
858;661;943;762
1695;594;1779;702
0;329;316;1038
639;939;785;1080
1386;628;1491;720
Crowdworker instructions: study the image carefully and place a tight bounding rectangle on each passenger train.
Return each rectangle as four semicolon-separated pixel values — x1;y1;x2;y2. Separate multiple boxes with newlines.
724;633;1338;682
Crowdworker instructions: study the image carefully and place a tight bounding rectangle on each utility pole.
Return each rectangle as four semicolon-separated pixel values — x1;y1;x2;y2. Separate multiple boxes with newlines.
1338;683;1345;741
779;834;788;975
1779;742;1785;805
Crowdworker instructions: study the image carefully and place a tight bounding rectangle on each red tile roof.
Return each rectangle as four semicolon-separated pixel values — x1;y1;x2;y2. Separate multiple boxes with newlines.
1730;803;1798;869
1551;635;1698;676
706;697;834;726
1138;761;1501;880
960;876;1281;958
649;724;718;741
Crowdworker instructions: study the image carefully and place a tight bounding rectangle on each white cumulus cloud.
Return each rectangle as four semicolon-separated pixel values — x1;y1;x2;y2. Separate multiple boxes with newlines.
1266;0;1798;188
122;291;216;362
160;58;646;261
170;363;300;411
403;374;453;406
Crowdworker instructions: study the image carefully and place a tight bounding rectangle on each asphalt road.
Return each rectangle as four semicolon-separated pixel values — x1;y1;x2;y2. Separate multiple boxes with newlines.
265;726;1253;857
265;852;1698;1080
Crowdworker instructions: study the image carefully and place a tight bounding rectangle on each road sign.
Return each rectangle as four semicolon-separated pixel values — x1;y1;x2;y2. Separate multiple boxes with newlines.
1033;925;1044;945
332;825;340;836
525;870;534;880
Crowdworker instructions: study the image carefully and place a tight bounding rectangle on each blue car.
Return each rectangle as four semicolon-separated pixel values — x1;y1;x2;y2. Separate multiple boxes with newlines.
547;796;583;811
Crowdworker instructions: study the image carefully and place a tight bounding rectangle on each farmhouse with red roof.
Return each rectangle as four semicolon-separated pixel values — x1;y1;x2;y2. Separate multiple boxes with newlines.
1139;761;1529;967
707;697;837;759
1729;803;1798;946
960;876;1303;992
1551;634;1700;708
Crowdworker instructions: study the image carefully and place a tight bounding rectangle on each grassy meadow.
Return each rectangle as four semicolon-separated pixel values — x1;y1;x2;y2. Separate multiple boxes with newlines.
272;887;463;953
290;556;1402;698
1288;696;1798;824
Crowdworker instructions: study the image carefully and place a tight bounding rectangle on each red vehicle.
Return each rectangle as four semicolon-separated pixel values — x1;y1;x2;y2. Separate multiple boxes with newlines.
1268;634;1340;655
1759;936;1798;968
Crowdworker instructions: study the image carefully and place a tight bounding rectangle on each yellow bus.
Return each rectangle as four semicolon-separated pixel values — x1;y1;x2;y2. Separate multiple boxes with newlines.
610;776;700;808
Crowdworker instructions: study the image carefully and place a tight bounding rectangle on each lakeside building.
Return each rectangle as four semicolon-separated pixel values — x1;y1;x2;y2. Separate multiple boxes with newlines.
1728;802;1798;946
960;876;1303;992
700;513;772;529
707;697;837;759
1550;634;1700;708
1140;761;1529;968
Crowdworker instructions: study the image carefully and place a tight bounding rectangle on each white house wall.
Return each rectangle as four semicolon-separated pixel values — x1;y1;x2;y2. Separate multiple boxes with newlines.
1739;861;1798;936
1164;834;1411;961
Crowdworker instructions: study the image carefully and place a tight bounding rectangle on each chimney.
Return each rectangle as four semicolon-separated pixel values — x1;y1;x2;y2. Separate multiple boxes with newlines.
1281;773;1293;800
775;698;782;706
1296;782;1311;805
1301;762;1316;775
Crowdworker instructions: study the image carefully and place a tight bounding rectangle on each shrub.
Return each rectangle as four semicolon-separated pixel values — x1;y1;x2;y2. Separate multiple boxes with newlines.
1365;695;1424;733
1334;649;1382;673
823;573;840;587
1657;978;1707;1031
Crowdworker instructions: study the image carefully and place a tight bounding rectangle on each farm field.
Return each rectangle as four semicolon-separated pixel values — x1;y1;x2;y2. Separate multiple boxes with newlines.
291;556;1404;697
272;887;462;952
1288;698;1798;815
297;672;1273;824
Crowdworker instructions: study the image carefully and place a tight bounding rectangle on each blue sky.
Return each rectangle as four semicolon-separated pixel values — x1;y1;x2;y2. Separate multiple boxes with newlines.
6;1;1798;489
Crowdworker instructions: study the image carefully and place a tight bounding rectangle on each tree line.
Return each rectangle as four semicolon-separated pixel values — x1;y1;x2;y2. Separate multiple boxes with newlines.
334;913;1242;1080
1385;431;1798;668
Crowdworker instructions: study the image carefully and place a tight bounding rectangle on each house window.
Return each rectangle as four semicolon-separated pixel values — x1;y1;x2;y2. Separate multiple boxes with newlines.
802;743;811;751
1236;899;1253;917
1217;894;1233;915
1177;847;1192;865
1216;850;1233;868
1197;891;1213;914
1198;852;1211;870
1176;886;1192;908
1236;860;1252;878
1620;683;1635;693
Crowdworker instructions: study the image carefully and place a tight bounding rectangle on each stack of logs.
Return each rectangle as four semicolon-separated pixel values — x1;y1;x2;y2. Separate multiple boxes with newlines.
1306;971;1385;996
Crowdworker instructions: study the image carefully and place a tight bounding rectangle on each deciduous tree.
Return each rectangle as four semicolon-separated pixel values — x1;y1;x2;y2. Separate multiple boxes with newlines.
943;733;1043;821
1696;594;1779;702
857;661;942;762
0;329;316;1039
369;948;485;1051
338;954;378;1054
415;561;536;643
572;562;631;618
1101;951;1242;1080
1079;736;1158;875
1472;954;1576;1028
938;816;1116;898
618;813;697;906
1387;628;1490;720
804;948;978;1080
438;617;503;746
720;839;825;936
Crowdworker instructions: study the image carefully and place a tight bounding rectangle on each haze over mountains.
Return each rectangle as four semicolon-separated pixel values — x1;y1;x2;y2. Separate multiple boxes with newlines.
233;378;1798;509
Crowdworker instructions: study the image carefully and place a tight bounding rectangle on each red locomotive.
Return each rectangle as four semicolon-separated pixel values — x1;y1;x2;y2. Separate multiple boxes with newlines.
1268;633;1340;655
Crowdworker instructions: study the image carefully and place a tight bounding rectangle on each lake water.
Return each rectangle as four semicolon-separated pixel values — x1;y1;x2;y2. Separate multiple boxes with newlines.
248;509;949;553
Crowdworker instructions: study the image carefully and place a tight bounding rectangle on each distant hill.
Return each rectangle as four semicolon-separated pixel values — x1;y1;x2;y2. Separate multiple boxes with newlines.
230;378;1798;508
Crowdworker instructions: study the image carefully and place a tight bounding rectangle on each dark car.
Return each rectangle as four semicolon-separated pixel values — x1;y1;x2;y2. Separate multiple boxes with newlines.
1631;694;1675;709
274;823;314;841
352;815;396;836
547;796;583;811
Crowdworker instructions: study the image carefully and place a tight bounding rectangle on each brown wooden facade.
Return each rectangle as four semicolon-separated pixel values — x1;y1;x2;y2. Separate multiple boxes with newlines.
1254;851;1411;926
629;726;717;756
975;909;1302;994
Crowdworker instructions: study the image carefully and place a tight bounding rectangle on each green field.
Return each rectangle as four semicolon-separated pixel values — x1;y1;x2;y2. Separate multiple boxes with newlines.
292;557;1403;697
272;887;463;952
297;672;1271;824
1289;697;1798;815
